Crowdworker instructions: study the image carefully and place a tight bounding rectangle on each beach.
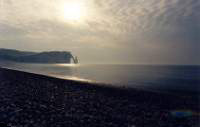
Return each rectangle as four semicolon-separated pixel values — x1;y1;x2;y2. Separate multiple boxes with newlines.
0;67;199;127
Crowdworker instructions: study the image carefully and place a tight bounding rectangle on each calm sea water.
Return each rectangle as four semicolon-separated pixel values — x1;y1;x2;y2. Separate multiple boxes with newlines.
1;62;199;95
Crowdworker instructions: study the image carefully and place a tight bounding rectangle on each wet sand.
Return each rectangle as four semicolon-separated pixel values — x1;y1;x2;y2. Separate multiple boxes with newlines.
0;67;199;127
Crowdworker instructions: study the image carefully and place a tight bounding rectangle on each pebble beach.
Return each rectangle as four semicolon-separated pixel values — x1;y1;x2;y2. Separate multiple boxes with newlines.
0;67;199;127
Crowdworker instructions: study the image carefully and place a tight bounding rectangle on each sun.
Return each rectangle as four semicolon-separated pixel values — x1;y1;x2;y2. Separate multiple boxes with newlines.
62;2;85;21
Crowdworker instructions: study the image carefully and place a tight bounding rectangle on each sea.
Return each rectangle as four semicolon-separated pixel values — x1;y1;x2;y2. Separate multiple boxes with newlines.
0;61;199;95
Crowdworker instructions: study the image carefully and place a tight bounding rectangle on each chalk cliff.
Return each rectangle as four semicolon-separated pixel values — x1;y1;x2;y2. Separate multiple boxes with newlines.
0;49;75;63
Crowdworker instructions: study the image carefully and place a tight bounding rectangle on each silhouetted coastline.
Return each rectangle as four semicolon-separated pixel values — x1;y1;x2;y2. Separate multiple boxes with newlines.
0;48;75;64
0;67;199;127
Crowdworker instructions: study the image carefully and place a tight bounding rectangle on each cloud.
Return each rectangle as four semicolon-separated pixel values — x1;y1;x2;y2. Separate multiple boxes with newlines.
93;0;200;34
0;0;199;64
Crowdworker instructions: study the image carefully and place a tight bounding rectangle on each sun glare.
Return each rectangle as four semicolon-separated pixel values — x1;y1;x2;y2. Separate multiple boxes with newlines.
62;2;85;22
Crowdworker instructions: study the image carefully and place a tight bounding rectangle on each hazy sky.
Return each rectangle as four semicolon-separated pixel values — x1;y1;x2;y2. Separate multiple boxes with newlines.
0;0;199;64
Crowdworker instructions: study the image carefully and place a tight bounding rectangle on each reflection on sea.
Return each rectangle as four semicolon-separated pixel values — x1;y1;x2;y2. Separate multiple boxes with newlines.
51;75;92;82
0;61;199;95
56;63;79;67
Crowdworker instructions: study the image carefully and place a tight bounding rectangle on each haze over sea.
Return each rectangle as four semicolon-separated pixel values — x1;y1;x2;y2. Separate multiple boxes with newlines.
0;62;199;95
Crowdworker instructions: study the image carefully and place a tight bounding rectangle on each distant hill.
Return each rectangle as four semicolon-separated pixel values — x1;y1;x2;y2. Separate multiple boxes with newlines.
0;48;75;63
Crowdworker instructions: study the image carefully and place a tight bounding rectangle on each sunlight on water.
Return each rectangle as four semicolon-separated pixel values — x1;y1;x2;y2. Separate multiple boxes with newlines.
56;63;79;67
66;76;92;82
50;74;92;82
1;62;199;95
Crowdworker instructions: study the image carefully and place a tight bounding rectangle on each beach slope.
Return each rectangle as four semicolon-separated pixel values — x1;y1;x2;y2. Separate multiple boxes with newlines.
0;68;199;127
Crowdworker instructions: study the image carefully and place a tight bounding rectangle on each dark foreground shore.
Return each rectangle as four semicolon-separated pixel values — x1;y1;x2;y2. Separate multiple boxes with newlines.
0;68;199;127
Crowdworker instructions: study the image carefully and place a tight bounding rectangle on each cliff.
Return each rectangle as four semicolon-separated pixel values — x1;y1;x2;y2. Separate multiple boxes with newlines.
0;48;74;63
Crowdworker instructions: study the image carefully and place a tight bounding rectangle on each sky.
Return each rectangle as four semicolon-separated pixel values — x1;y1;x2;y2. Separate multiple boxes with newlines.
0;0;199;64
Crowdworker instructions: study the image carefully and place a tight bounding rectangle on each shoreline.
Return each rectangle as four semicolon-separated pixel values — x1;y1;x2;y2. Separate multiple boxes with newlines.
1;66;199;97
0;67;199;126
